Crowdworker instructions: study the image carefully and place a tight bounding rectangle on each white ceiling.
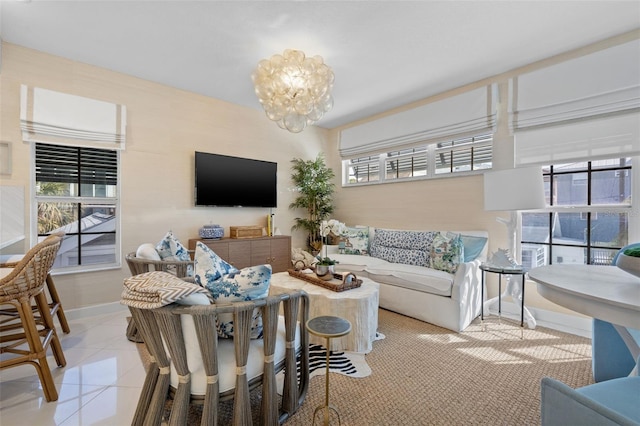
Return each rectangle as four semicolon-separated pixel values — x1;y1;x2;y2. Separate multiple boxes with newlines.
1;1;639;129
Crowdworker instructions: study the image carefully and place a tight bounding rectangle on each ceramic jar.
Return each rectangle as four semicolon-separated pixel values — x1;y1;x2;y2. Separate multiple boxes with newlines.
199;224;224;239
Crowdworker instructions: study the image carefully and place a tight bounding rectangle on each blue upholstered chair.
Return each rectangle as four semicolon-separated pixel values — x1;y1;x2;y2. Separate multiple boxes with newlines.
541;357;640;426
591;242;640;382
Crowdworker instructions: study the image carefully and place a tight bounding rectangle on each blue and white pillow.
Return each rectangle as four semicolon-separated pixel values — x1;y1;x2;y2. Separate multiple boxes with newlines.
194;242;271;339
430;232;464;273
194;242;236;285
155;231;194;276
204;264;272;339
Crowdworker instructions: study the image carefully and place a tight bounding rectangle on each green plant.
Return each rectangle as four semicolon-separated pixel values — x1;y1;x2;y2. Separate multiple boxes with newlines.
623;247;640;258
289;153;335;252
317;256;338;266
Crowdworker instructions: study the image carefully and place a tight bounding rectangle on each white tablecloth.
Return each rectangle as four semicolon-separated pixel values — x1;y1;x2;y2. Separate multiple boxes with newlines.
269;271;380;353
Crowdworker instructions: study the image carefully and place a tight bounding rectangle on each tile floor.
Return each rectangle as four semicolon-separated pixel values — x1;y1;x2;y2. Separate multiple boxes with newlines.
0;307;145;425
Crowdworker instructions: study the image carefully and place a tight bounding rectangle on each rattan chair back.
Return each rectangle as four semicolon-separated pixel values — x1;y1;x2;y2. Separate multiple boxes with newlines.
0;234;66;402
129;290;310;426
125;252;194;278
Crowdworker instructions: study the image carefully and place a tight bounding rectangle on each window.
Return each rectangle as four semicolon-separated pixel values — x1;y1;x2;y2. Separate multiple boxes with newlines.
521;158;631;269
34;143;120;272
344;134;492;185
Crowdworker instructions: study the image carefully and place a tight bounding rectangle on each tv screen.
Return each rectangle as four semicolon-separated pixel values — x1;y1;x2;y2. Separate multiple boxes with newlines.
195;152;277;208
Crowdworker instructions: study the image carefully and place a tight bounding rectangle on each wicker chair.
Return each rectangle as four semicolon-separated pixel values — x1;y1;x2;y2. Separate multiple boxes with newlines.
124;251;195;342
0;234;66;402
129;290;310;426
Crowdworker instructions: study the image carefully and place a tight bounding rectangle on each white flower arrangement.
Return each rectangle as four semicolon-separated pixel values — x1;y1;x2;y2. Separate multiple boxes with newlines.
320;219;347;238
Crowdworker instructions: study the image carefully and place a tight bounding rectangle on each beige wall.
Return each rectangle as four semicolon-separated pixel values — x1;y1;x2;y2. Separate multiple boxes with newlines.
4;33;633;320
0;43;329;310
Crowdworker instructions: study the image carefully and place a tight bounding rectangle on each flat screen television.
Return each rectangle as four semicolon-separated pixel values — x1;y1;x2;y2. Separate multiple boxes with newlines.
195;151;277;208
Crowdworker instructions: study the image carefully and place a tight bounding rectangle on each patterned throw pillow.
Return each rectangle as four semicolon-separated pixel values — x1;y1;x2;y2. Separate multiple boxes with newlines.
194;242;236;285
430;232;464;273
370;229;436;266
204;264;272;339
155;231;194;276
343;226;370;255
194;242;270;339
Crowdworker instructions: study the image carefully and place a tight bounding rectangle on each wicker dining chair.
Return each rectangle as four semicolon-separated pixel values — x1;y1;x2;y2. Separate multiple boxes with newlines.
128;290;310;426
0;234;66;402
0;232;71;335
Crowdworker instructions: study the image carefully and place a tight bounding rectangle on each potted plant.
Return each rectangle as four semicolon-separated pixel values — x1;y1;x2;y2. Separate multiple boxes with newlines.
616;246;640;278
315;256;338;280
289;153;336;254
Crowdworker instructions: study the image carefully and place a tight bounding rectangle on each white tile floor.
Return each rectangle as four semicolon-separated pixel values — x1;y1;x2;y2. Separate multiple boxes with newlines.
0;307;145;426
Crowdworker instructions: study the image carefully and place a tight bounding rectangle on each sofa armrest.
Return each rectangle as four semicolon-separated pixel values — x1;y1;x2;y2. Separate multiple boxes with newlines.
451;259;482;303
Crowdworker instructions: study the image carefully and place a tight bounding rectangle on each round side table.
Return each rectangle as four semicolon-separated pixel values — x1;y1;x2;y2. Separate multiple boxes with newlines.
306;316;352;426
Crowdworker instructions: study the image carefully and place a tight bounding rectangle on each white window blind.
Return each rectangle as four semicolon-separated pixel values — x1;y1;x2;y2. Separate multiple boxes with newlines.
20;85;127;150
510;38;640;166
339;85;496;158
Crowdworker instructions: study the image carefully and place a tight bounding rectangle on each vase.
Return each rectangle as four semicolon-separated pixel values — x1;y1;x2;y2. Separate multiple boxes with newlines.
315;264;334;280
616;253;640;279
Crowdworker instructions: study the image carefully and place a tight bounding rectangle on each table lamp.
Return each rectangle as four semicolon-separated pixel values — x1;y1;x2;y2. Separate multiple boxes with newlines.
483;166;546;263
483;166;546;329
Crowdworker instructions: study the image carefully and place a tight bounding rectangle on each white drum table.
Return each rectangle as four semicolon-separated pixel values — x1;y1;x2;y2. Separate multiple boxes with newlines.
269;271;379;353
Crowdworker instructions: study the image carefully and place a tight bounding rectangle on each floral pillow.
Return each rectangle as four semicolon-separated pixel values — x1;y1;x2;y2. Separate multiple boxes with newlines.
203;264;272;339
430;232;464;274
343;226;370;255
194;242;270;339
155;231;193;276
194;242;236;285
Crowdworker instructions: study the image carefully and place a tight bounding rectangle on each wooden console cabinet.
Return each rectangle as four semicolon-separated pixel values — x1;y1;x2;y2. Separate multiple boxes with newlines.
188;235;291;273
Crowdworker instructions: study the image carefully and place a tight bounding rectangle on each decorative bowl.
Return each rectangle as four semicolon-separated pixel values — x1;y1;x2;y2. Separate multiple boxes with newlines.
199;224;224;239
616;253;640;279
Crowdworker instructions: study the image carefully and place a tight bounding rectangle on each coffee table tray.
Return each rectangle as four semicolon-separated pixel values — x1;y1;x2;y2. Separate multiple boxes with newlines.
287;269;362;292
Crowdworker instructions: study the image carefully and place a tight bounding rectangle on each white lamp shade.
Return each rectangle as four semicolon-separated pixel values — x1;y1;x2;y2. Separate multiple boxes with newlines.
484;166;546;211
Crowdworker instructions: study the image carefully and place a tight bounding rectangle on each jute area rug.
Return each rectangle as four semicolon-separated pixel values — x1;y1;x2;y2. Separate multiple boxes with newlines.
138;309;594;425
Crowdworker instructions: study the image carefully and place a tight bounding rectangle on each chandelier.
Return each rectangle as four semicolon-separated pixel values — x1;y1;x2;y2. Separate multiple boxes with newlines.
252;49;334;133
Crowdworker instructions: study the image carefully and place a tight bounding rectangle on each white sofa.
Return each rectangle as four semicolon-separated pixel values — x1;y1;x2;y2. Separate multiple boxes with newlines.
329;228;488;332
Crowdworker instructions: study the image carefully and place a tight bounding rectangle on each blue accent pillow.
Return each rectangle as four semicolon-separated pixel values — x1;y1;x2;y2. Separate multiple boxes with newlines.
194;242;236;285
450;233;488;262
204;264;272;339
155;231;194;276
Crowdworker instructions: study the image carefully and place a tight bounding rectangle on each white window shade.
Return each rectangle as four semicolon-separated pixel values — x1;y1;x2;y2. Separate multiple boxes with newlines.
511;38;640;166
20;85;127;150
339;85;496;158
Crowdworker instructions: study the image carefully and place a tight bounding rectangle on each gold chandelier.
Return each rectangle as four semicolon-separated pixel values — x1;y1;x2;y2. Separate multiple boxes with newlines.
252;49;334;133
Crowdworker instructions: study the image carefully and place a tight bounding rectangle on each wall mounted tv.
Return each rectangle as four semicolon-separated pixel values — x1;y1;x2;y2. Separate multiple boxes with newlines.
195;151;277;208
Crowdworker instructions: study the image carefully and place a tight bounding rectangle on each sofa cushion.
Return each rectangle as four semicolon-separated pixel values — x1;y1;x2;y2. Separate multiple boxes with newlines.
431;232;464;273
331;254;392;272
364;263;455;297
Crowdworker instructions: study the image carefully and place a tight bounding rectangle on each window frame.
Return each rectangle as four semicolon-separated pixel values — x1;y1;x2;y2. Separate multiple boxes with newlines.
31;143;122;274
342;134;492;186
520;158;632;268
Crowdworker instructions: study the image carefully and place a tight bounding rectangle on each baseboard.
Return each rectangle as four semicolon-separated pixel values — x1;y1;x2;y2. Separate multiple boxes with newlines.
485;301;592;338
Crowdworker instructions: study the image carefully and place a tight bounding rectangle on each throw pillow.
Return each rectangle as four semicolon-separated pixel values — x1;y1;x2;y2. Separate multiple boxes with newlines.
136;243;161;261
447;232;488;262
194;242;237;285
430;232;464;273
203;264;272;339
155;231;193;276
343;226;370;255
